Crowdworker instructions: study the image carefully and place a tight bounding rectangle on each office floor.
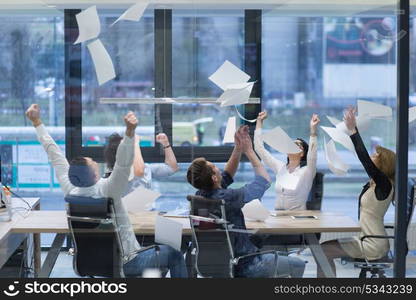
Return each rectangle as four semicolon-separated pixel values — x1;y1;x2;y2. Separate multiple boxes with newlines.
43;249;416;278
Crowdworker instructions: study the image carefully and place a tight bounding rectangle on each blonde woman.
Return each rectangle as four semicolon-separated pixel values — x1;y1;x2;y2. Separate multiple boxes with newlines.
316;107;395;277
254;111;320;210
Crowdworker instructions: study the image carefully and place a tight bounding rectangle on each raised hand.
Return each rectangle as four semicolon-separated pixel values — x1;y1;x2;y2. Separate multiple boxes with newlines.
26;104;42;127
343;107;357;134
124;111;138;138
156;133;170;147
310;114;320;136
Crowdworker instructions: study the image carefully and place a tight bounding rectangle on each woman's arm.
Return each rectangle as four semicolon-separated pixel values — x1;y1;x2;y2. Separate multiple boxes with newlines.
254;111;285;173
306;114;319;172
133;134;145;177
344;108;392;200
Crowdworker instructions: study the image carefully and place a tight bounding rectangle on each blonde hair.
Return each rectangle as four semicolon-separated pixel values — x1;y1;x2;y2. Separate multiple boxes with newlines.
374;146;396;182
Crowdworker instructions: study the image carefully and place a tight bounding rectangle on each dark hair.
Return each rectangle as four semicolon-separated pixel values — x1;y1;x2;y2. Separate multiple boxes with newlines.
187;157;215;191
103;133;123;171
68;157;97;187
287;138;309;168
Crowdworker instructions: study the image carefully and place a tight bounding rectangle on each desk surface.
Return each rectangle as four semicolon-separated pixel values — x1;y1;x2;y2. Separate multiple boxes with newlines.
0;198;40;243
11;210;360;235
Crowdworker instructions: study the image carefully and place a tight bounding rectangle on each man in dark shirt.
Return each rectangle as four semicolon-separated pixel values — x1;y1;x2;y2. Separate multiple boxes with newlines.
187;126;305;277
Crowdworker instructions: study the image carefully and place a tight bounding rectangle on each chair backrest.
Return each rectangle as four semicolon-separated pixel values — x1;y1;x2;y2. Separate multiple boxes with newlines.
65;195;123;278
187;195;234;278
306;172;324;211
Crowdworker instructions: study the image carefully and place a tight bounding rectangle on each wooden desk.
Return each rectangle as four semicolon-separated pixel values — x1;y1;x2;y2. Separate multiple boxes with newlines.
0;198;40;275
11;209;360;278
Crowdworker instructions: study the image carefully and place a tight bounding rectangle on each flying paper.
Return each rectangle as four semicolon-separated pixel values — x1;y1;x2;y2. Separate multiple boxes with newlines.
357;100;392;120
356;114;371;132
122;186;161;212
111;1;149;26
235;106;257;123
155;215;183;251
242;199;270;222
410;107;416;123
261;127;301;154
209;60;250;91
74;6;100;44
87;39;116;85
326;115;341;127
320;126;355;153
223;117;236;144
217;82;254;107
324;138;350;176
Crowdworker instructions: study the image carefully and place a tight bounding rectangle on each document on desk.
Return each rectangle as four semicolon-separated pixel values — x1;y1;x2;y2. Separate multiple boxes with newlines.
357;100;392;120
209;60;250;91
223;116;236;144
122;186;161;212
242;199;270;222
262;127;301;154
155;215;183;251
87;39;116;85
111;1;148;26
74;6;101;44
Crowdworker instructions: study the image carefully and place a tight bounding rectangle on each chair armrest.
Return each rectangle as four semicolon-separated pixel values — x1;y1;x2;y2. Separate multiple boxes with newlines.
67;215;113;224
360;235;395;242
384;225;394;229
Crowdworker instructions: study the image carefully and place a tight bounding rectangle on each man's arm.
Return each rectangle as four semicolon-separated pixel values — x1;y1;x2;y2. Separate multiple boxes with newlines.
26;104;74;195
224;127;243;177
245;148;271;183
156;133;179;172
104;112;138;199
133;135;145;177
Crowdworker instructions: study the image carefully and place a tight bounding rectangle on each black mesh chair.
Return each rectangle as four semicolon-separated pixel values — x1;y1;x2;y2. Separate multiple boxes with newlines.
187;195;283;278
353;178;416;278
65;196;159;278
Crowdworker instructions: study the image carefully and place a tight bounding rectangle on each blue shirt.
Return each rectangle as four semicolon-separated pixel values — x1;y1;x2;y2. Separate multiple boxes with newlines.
196;171;271;257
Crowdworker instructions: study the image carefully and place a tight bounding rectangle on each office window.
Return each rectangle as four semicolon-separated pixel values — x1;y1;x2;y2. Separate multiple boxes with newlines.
172;10;245;147
81;10;155;147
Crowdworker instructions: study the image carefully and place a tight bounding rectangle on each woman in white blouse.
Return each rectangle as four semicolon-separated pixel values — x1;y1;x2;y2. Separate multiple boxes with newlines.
254;111;320;210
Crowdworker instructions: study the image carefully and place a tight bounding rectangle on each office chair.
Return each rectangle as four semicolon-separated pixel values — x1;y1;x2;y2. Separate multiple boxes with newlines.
352;178;416;278
65;195;160;278
187;195;285;278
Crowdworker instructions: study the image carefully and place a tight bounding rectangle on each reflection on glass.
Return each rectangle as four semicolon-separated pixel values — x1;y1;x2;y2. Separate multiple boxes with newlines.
172;11;244;146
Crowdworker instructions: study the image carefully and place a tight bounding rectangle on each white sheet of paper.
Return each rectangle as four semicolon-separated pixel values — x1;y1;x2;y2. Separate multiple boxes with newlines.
209;60;250;91
111;2;148;26
356;114;371;132
223;117;236;144
278;171;301;190
261;127;301;154
235;106;257;123
320;126;355;153
326;115;341;127
155;215;183;251
74;6;100;44
242;199;270;222
87;39;116;85
217;82;254;107
122;186;161;212
410;107;416;123
357;99;392;120
324;138;350;176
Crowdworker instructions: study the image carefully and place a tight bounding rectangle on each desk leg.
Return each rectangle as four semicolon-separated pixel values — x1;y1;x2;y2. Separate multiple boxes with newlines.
38;234;66;278
304;233;335;278
33;202;41;277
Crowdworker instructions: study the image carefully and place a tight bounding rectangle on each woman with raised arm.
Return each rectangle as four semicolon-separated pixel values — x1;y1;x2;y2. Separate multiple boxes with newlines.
254;111;320;210
316;107;395;277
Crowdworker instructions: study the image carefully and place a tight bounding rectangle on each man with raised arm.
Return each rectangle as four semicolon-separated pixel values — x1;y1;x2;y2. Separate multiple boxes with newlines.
26;104;187;278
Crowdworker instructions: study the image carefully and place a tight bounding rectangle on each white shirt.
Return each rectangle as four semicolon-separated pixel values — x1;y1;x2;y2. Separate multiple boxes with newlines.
254;128;317;210
35;124;141;263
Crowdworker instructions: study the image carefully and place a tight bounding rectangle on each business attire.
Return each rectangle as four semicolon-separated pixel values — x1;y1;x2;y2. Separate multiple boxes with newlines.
196;171;305;278
338;130;393;260
254;128;317;210
35;124;187;277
